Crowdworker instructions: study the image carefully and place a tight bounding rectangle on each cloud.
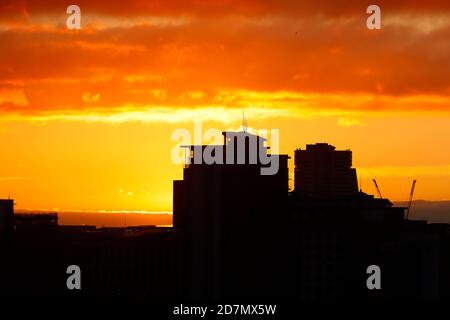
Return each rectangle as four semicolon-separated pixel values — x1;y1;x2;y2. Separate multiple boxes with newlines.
0;89;28;106
82;92;101;103
0;1;449;119
0;176;25;182
0;105;293;124
0;90;449;123
2;1;450;19
337;117;361;127
384;13;450;34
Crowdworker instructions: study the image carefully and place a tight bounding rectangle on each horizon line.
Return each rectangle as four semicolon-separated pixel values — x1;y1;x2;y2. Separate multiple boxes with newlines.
14;209;173;215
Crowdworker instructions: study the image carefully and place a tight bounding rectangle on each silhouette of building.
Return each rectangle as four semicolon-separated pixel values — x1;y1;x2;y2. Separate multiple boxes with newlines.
173;131;289;299
58;225;179;298
294;143;358;198
1;136;450;301
174;139;450;300
14;212;58;230
0;202;179;298
0;199;14;233
288;144;449;300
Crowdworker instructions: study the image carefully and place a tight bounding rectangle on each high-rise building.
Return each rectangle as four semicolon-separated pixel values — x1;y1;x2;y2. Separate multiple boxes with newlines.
173;131;289;299
0;199;14;233
294;143;358;198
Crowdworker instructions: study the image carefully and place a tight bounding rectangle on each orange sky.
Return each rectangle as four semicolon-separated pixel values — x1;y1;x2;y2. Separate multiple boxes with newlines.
1;0;450;211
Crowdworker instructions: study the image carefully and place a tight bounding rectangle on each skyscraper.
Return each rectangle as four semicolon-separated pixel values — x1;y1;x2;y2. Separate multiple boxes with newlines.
173;131;289;299
294;143;358;198
0;199;14;233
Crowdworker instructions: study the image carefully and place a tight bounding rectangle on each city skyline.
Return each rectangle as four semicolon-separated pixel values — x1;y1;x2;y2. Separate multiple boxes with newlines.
4;128;448;301
4;134;448;226
1;123;448;213
3;1;450;310
1;1;450;213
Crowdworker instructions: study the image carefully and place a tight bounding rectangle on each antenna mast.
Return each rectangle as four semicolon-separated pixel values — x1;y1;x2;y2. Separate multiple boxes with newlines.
242;107;248;132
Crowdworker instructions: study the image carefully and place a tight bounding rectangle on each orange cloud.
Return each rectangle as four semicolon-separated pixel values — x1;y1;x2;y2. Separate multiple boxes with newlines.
0;1;448;119
82;92;101;103
2;1;450;18
0;89;28;107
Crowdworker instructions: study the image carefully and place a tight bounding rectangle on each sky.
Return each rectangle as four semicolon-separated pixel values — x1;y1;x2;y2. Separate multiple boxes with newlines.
1;0;450;212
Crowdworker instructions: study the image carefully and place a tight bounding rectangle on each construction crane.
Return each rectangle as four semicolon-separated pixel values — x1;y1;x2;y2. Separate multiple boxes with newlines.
372;179;383;199
406;179;417;219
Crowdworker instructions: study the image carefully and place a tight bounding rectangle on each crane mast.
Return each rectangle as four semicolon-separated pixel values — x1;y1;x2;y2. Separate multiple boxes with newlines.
406;180;417;219
372;179;383;199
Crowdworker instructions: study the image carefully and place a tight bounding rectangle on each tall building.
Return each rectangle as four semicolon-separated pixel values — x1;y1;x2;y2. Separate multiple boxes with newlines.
174;131;289;232
0;199;14;233
173;131;289;299
294;143;358;198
